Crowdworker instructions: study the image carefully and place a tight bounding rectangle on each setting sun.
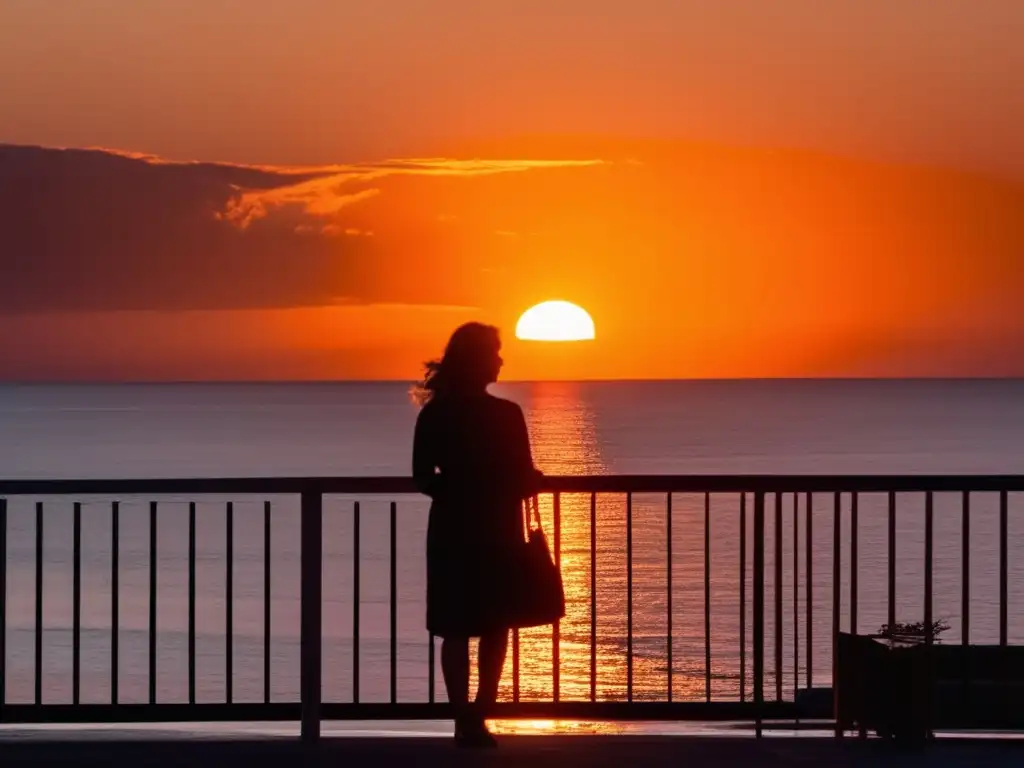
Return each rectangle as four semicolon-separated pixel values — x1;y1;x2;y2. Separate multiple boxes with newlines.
515;301;596;342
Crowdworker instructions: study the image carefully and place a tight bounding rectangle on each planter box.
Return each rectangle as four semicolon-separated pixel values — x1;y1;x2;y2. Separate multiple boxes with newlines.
837;632;931;743
837;632;1024;742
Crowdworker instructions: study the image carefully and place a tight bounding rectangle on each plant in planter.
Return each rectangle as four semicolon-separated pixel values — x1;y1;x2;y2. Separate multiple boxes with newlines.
874;620;951;648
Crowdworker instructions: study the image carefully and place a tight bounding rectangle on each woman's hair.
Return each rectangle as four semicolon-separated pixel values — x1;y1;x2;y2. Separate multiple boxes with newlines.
411;322;501;406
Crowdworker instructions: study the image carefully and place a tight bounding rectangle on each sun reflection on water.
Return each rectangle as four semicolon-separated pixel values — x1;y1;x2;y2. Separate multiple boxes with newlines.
470;381;750;728
484;383;661;706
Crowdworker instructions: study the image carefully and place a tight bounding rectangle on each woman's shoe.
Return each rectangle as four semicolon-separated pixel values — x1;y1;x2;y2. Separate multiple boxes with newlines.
454;717;498;748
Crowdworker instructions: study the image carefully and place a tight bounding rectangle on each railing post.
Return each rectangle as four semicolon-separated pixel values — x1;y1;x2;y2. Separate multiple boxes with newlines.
300;485;323;744
752;491;765;738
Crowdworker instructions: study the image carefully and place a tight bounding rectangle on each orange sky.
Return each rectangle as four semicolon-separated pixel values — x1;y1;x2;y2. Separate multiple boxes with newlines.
2;2;1022;172
0;2;1022;380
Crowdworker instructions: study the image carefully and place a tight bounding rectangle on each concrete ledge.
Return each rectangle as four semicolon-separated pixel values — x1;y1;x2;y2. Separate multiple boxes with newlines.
0;733;1021;768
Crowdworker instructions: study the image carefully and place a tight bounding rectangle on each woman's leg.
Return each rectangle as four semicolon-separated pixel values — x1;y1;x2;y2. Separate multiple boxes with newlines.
441;636;470;715
476;628;509;717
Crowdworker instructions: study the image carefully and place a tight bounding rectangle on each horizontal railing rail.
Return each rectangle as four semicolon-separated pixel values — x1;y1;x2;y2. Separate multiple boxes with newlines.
0;475;1021;743
3;474;1024;495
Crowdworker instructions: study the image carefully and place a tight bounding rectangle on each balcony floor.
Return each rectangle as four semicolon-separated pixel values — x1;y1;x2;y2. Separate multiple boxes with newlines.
0;725;1021;767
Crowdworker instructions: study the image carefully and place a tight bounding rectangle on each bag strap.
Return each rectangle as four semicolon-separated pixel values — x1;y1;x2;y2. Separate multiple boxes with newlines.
523;494;543;536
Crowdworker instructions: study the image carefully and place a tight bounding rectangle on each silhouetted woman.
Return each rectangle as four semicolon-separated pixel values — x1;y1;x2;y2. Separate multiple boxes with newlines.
412;322;541;748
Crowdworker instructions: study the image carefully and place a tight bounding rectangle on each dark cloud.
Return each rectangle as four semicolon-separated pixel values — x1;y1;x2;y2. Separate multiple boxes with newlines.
0;144;603;313
0;144;377;311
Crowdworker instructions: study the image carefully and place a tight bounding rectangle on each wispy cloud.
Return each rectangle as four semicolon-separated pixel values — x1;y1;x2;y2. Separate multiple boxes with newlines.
294;223;374;237
220;180;380;230
365;157;605;176
83;146;605;177
56;146;608;230
204;155;606;230
325;297;479;312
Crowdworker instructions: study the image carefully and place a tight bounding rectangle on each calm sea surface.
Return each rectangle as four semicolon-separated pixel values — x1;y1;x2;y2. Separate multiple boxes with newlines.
1;380;1023;713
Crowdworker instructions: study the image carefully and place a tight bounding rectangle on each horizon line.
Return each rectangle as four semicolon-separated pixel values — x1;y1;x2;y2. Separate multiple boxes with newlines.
1;375;1023;386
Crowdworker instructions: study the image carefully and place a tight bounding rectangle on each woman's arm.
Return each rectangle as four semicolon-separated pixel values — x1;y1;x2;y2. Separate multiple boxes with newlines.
412;408;441;498
512;404;544;498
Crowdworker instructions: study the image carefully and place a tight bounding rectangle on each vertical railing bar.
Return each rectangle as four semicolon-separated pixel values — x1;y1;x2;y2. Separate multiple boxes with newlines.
111;501;119;705
851;493;863;739
512;494;523;704
923;488;934;737
792;493;798;709
553;491;561;702
774;492;783;702
850;493;858;641
423;503;432;704
888;492;896;639
353;501;361;704
0;498;6;708
263;500;272;705
225;500;233;705
832;492;841;738
512;489;522;703
188;501;196;706
626;491;633;703
299;486;323;743
389;500;397;705
73;501;82;706
962;491;970;645
667;492;673;703
149;500;158;705
805;492;813;691
590;491;597;703
512;628;520;703
925;492;935;657
428;634;436;705
961;490;970;701
1000;491;1008;647
34;501;43;706
704;492;712;703
752;492;765;739
739;492;747;703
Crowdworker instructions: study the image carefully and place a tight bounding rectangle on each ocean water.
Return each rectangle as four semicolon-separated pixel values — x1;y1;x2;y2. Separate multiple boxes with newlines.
1;379;1023;712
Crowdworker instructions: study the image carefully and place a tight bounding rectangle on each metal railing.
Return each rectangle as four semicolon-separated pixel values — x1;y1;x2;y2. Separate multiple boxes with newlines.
0;475;1022;741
